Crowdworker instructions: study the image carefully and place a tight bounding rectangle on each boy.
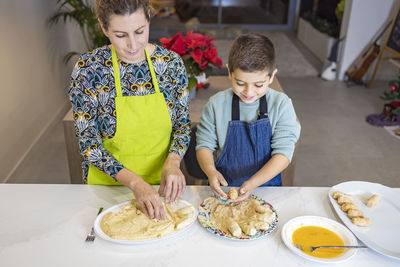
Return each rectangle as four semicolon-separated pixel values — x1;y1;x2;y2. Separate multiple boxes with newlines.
195;33;301;202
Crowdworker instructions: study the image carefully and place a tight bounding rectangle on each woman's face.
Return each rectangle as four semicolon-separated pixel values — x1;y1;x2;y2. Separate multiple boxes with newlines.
101;8;150;63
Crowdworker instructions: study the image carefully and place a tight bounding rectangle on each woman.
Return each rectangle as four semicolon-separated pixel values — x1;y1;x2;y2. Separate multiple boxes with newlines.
68;0;190;220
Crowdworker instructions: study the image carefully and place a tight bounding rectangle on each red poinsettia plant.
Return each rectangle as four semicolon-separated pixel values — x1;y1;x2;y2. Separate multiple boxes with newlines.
159;30;223;90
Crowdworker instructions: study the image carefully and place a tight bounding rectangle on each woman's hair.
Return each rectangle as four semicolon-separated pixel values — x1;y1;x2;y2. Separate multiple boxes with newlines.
228;33;275;74
94;0;154;30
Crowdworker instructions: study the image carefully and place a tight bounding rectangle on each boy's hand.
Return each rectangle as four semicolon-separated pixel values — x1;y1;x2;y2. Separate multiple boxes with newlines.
229;180;256;203
208;170;228;200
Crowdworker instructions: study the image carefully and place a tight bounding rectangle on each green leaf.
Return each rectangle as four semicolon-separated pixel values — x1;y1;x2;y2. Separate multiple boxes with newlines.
204;67;212;77
392;107;400;115
47;0;107;60
188;77;197;91
380;96;395;101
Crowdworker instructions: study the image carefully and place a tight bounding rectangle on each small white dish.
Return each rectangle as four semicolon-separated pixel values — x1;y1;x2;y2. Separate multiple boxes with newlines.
281;215;358;263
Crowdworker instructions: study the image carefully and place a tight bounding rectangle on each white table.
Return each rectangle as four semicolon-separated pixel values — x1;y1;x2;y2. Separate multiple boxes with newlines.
0;185;398;267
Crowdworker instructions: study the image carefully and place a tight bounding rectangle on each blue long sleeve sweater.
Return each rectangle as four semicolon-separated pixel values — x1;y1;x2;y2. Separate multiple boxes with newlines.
196;88;301;162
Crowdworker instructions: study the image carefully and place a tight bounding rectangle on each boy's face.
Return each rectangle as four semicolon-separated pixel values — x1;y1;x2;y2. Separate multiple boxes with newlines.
228;67;277;104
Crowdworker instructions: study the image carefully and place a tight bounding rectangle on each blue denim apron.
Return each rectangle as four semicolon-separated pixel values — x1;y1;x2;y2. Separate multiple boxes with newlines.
215;93;282;187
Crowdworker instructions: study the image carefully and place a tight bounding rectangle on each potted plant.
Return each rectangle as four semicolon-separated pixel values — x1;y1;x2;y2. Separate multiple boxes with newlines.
297;0;344;63
159;30;222;96
48;0;109;63
366;77;400;126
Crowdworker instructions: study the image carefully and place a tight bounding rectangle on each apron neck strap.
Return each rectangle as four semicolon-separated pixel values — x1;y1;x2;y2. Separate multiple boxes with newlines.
111;45;160;97
231;93;268;121
144;47;160;94
232;93;240;121
258;94;268;119
111;46;122;97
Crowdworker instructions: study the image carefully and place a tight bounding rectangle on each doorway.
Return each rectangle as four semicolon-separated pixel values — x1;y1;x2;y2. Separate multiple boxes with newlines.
175;0;297;30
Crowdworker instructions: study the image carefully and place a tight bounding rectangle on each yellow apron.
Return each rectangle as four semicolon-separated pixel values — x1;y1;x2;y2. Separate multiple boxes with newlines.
87;45;172;185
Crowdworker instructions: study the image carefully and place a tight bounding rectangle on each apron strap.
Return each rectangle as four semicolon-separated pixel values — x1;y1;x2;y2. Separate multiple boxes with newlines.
145;48;160;94
258;94;268;119
111;45;123;97
231;93;269;121
111;46;160;97
232;93;240;121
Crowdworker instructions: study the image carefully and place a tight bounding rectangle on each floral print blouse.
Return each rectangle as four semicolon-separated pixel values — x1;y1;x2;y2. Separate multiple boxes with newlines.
68;45;190;182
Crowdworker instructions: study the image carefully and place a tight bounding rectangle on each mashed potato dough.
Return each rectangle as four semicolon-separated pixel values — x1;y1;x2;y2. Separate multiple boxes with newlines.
366;194;380;207
228;188;239;200
347;209;364;219
331;191;371;227
207;197;274;237
100;200;194;240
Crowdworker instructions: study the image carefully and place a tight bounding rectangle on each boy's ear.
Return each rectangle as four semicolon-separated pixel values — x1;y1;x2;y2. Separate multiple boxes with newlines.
226;64;232;80
268;68;278;85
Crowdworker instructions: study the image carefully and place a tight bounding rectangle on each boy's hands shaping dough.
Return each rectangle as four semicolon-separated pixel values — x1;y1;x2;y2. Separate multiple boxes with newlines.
208;170;228;200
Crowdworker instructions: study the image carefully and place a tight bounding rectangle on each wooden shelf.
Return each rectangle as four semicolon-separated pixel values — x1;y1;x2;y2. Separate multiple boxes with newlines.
388;57;400;68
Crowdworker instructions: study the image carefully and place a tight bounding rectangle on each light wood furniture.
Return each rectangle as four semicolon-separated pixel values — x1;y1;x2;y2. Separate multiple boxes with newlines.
62;111;83;184
368;5;400;87
63;76;299;185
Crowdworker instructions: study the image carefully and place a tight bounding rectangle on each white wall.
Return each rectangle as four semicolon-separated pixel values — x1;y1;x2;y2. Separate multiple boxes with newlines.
338;0;398;80
0;1;85;182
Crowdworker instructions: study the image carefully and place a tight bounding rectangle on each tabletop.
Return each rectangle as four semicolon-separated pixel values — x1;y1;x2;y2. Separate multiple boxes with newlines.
0;184;399;267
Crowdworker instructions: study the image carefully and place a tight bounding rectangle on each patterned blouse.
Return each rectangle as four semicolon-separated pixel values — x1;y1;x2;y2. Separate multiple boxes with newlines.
68;45;190;182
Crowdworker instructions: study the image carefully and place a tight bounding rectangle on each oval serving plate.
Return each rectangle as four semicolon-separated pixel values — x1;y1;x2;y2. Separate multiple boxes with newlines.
329;181;400;260
94;199;197;245
281;215;358;263
198;194;278;240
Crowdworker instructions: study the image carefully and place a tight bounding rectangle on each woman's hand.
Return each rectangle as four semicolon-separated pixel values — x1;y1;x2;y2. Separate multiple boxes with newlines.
158;153;186;203
116;168;165;220
131;179;166;220
208;170;228;200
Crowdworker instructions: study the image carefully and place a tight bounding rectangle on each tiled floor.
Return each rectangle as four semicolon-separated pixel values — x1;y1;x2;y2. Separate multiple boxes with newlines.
6;32;400;188
280;77;400;187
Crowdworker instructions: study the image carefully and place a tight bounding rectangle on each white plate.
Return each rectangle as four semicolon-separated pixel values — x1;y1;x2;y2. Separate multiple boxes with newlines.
198;194;278;240
281;216;358;263
94;199;197;245
329;181;400;260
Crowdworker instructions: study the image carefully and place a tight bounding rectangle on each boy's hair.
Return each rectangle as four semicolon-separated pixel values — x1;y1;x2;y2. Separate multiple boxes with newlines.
228;33;275;74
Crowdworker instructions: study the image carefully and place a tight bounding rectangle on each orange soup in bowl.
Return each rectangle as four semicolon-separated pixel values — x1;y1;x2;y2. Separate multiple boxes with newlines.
292;226;345;258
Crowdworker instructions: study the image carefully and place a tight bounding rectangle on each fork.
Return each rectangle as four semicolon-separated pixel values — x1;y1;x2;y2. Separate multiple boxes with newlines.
85;207;103;242
309;245;367;252
294;244;367;252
